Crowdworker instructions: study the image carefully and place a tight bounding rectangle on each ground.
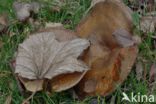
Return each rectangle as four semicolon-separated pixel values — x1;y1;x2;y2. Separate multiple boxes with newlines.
0;0;155;104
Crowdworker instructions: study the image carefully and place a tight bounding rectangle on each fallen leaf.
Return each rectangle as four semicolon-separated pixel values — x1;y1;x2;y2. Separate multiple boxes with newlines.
15;32;90;79
135;61;143;81
140;16;156;33
13;2;40;21
146;0;156;12
149;63;156;82
13;2;31;21
38;28;89;92
4;95;12;104
15;29;90;92
113;29;135;47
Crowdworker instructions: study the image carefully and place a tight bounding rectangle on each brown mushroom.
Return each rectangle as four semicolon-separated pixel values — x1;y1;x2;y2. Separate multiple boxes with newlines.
74;0;138;98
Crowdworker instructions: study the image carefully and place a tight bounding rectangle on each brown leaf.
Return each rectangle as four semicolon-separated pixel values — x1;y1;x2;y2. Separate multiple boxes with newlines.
15;28;90;92
15;32;90;80
135;61;143;81
140;16;156;33
4;95;12;104
13;2;40;21
13;2;31;21
149;63;156;82
39;28;88;92
146;0;156;12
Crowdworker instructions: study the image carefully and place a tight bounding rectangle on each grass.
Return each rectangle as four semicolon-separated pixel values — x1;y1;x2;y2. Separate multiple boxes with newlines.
0;0;156;104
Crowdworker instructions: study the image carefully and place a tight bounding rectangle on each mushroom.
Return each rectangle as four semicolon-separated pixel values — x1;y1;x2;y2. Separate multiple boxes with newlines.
74;0;138;98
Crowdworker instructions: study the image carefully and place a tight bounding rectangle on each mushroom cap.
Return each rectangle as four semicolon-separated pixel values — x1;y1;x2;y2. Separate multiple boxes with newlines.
74;0;138;98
